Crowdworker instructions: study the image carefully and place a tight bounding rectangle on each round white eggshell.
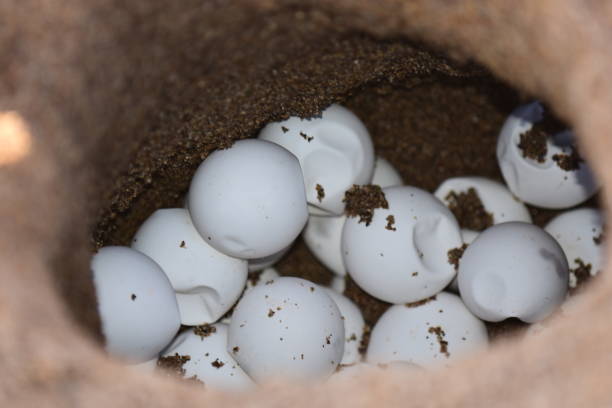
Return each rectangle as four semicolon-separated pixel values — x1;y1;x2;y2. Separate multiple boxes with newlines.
188;139;308;259
372;156;403;188
324;288;365;365
366;292;488;367
132;208;248;326
497;101;598;209
258;104;375;215
91;246;181;362
342;186;462;304
227;277;345;382
458;222;569;323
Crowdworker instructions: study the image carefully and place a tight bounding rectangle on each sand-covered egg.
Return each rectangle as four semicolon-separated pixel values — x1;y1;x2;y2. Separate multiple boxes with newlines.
188;139;308;259
91;246;180;362
496;101;598;209
458;222;568;323
132;208;248;326
160;323;254;392
366;292;488;367
342;186;462;304
258;104;375;216
324;288;365;365
545;208;605;289
227;277;344;382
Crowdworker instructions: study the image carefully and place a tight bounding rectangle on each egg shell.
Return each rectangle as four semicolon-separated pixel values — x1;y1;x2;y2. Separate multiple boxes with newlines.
188;139;308;259
303;156;403;276
435;176;532;224
132;208;248;326
330;275;346;294
545;208;605;286
248;245;291;272
342;185;462;304
91;246;181;362
227;277;345;382
258;104;374;216
458;222;569;323
324;288;365;365
497;101;598;209
366;292;488;367
161;323;254;392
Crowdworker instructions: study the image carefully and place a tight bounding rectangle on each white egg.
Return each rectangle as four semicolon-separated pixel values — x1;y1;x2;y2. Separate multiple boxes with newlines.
258;104;375;216
447;229;480;293
458;222;568;323
330;275;346;294
342;186;462;304
188;139;308;259
367;292;487;367
247;245;291;272
303;156;403;276
324;288;365;365
545;208;605;287
227;277;344;382
132;208;248;326
245;267;280;291
161;324;254;392
434;176;532;224
497;101;598;209
91;246;181;362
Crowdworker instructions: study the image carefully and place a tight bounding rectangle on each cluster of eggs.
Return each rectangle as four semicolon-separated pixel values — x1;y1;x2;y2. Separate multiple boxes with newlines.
91;101;604;390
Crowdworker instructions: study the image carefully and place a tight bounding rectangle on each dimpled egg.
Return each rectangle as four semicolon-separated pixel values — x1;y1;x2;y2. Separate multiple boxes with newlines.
545;208;605;287
91;246;181;362
324;288;365;365
161;323;254;392
366;292;488;367
342;186;463;304
227;277;344;382
303;156;403;277
496;101;598;209
458;222;569;323
132;208;248;326
258;104;375;216
188;139;308;259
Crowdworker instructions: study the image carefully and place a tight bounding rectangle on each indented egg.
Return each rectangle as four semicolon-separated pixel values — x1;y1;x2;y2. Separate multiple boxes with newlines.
496;101;598;209
227;277;344;382
366;292;488;367
132;208;248;326
91;246;180;362
160;323;254;392
188;139;308;259
258;104;375;216
324;288;365;365
458;222;568;323
342;186;462;304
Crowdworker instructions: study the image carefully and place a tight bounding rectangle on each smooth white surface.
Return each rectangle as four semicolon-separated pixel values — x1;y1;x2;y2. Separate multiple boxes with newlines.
435;176;532;224
248;245;291;272
545;208;605;287
258;104;375;215
91;246;180;363
366;292;488;367
342;186;462;304
497;101;598;209
188;139;308;259
132;208;248;326
303;156;403;276
227;277;344;382
458;222;569;323
448;229;480;292
330;276;346;294
161;324;254;392
324;289;365;365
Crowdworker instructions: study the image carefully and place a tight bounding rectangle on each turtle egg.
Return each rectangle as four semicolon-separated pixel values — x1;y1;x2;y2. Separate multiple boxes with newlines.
160;323;254;392
248;245;291;272
496;101;598;209
324;288;365;365
91;246;181;362
303;156;403;277
188;139;308;259
366;292;488;367
458;222;569;323
132;208;248;326
434;176;532;226
545;208;605;288
258;104;375;216
342;186;463;304
227;277;344;382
